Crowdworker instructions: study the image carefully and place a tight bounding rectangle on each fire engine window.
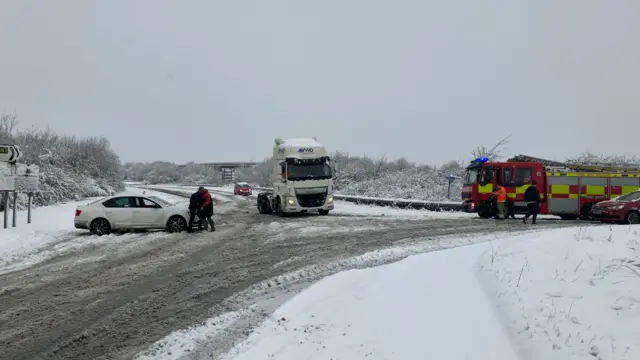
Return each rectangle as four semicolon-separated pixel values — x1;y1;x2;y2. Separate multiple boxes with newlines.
515;168;533;186
502;168;514;186
481;167;494;184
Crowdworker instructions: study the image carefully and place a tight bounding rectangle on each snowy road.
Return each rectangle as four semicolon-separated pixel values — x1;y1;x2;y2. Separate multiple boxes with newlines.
0;188;597;360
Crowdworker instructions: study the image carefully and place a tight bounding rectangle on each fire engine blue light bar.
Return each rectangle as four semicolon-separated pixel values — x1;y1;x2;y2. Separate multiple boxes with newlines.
475;157;489;163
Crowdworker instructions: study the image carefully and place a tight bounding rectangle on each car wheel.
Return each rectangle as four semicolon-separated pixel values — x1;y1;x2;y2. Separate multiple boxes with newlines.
90;218;111;236
319;210;329;216
625;211;640;224
166;215;187;233
580;203;594;220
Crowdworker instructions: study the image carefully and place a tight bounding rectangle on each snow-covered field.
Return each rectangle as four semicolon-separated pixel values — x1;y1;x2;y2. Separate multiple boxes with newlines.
136;224;639;360
0;189;186;275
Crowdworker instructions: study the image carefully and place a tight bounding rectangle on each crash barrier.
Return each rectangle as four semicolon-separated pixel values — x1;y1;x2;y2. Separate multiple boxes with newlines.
139;185;464;212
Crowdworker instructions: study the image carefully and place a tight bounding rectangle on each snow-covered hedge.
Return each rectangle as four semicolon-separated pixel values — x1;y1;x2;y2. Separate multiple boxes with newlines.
0;114;124;208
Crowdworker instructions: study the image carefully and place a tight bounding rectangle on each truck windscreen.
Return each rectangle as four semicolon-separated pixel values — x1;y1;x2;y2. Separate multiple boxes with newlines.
287;163;332;180
463;167;481;185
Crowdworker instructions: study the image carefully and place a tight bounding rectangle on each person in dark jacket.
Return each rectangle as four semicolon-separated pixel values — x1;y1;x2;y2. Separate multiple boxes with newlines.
523;180;541;224
504;195;516;219
188;189;204;232
198;187;215;232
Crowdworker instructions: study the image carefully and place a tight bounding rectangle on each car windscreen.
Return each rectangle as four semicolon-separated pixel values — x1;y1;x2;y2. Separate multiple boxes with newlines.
615;191;640;201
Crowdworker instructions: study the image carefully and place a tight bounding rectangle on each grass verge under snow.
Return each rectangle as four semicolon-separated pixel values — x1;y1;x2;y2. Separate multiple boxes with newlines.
477;225;640;360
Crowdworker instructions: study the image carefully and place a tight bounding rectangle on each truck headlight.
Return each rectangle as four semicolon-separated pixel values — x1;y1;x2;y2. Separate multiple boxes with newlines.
287;199;295;205
327;196;333;203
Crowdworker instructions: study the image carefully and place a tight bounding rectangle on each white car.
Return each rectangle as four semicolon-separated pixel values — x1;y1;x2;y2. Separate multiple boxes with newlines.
74;191;197;235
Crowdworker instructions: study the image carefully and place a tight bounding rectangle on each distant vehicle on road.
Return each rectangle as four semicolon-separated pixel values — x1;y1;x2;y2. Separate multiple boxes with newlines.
233;182;253;196
589;190;640;224
74;191;196;235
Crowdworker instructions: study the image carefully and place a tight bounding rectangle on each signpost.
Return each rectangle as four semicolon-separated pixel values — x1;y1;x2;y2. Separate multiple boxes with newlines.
445;175;462;200
0;144;39;228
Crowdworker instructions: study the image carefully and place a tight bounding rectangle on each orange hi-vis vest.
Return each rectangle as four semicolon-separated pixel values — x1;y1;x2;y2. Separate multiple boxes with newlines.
496;187;507;202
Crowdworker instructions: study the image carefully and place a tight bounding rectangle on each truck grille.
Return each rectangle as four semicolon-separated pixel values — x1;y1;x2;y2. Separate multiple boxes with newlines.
296;193;326;208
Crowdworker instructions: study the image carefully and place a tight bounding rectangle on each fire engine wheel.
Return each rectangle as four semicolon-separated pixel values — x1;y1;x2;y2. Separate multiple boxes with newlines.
478;210;492;218
625;211;640;224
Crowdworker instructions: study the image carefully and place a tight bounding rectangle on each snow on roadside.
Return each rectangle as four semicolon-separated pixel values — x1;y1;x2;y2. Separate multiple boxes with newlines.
331;200;474;219
0;198;99;274
477;225;640;360
0;189;186;275
220;237;519;360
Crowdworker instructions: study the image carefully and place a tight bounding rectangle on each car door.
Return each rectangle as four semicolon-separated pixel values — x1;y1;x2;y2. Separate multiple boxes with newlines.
102;196;137;227
135;197;166;227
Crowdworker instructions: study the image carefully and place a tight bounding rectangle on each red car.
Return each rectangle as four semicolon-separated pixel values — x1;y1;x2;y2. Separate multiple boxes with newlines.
233;182;252;196
589;190;640;224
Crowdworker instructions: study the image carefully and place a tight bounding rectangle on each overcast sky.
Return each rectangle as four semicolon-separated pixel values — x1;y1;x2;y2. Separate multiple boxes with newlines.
1;0;639;165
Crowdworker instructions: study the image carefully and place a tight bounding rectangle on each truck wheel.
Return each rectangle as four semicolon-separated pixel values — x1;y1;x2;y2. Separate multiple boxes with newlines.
625;211;640;224
274;197;287;217
319;210;329;216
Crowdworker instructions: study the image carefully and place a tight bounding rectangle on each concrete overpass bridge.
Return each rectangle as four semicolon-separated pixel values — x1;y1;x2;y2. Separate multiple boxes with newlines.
177;162;259;181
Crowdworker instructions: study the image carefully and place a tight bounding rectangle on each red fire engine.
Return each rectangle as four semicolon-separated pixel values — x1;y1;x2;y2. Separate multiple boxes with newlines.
461;155;640;220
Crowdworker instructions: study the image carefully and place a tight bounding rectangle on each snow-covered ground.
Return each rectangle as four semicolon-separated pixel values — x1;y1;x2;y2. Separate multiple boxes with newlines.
0;189;187;275
478;225;640;360
141;184;477;219
137;224;638;360
220;240;519;360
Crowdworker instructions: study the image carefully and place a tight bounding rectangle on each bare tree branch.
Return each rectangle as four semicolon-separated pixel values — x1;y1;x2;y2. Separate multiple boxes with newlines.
470;134;512;161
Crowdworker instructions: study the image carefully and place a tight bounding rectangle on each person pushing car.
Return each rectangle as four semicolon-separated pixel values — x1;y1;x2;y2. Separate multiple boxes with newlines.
198;187;215;232
187;189;204;232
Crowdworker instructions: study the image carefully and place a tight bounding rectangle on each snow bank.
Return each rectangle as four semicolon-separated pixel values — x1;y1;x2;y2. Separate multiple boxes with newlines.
477;225;640;360
0;198;99;274
221;240;518;360
331;200;474;219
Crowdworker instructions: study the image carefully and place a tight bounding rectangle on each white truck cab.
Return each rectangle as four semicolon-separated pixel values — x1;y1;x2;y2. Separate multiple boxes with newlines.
257;138;335;216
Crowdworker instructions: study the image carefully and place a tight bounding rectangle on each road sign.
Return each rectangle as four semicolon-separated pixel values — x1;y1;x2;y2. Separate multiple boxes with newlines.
14;164;39;192
0;163;15;191
0;144;22;163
